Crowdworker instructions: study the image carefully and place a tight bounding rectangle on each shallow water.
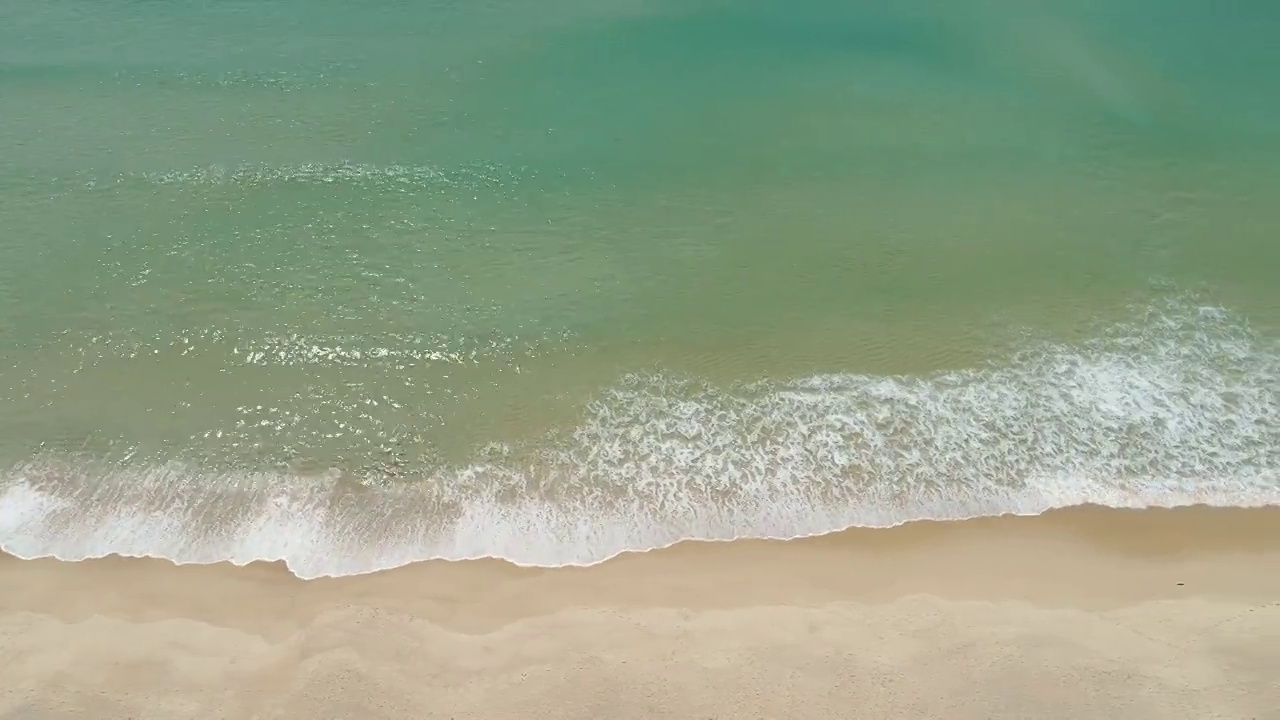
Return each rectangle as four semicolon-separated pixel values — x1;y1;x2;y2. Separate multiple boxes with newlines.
1;0;1278;575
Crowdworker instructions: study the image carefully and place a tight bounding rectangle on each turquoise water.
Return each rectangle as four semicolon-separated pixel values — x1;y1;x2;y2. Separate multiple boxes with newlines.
1;0;1277;575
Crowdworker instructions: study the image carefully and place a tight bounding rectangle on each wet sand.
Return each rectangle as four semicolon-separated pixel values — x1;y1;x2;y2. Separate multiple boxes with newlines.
2;505;1278;719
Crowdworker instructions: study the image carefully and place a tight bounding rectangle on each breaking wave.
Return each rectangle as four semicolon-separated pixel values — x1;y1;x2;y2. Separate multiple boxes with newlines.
1;300;1277;577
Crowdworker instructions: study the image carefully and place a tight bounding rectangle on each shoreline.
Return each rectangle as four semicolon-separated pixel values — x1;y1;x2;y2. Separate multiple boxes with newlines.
4;504;1279;622
4;504;1278;718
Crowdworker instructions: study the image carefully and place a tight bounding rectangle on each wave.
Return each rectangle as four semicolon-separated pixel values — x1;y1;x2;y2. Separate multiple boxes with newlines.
138;161;526;191
56;161;530;196
1;300;1277;577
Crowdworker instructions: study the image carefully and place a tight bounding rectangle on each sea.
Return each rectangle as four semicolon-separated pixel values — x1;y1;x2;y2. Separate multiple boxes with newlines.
1;0;1277;578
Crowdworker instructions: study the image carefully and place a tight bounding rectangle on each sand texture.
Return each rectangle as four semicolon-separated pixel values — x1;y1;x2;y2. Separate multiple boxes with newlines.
2;506;1278;719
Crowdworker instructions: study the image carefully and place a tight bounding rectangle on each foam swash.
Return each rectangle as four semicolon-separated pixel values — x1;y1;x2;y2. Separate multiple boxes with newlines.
2;300;1276;577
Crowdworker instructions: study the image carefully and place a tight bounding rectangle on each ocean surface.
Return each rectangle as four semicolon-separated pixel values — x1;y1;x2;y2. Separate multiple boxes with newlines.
1;0;1278;577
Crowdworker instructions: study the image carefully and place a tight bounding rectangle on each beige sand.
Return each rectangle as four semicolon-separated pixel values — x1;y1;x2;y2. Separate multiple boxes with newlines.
2;505;1278;719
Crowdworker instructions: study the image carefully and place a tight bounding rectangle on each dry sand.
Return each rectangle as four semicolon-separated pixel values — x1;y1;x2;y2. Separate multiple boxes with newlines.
2;505;1277;719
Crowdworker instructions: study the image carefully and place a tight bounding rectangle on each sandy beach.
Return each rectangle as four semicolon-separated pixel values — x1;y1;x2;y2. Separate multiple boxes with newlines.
2;504;1277;719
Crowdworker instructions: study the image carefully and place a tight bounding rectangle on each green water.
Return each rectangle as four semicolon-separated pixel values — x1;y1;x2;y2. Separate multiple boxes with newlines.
1;0;1277;573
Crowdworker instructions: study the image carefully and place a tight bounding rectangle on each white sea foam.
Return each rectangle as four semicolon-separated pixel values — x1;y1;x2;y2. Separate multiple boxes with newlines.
1;301;1277;577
